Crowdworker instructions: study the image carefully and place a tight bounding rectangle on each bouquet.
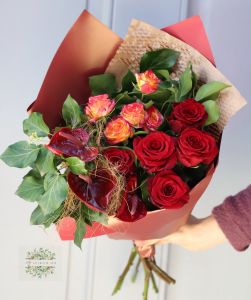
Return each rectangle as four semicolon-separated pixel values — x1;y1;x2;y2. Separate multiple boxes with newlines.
0;11;246;299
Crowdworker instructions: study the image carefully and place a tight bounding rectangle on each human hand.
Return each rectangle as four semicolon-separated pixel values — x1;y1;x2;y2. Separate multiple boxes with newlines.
135;215;227;256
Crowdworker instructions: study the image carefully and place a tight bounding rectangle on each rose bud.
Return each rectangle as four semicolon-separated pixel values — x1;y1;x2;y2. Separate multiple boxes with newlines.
135;70;160;94
144;106;164;131
85;94;115;122
133;131;177;173
148;170;190;209
177;127;218;167
68;169;116;212
104;117;134;145
46;127;98;161
121;103;145;128
102;147;135;175
116;175;147;222
169;98;208;134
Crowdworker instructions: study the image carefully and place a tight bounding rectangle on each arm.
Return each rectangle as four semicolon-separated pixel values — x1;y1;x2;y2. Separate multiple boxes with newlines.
212;184;251;251
136;215;227;254
136;184;251;254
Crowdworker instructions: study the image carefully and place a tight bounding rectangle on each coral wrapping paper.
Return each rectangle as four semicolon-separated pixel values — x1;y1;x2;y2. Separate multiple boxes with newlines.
28;10;243;240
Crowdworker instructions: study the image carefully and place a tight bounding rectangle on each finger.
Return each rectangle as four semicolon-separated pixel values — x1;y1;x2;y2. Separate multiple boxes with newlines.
137;245;155;258
187;215;201;225
134;239;159;247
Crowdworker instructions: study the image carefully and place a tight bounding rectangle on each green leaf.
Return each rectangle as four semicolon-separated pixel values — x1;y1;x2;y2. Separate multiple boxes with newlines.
0;141;40;168
140;179;156;211
16;174;44;202
62;95;82;127
140;49;180;72
35;147;55;175
30;205;45;225
121;70;136;92
30;205;63;227
143;89;172;102
74;216;86;249
65;157;88;175
154;69;170;80
191;68;198;98
38;172;68;215
23;112;49;137
178;65;192;99
203;100;220;126
195;81;230;101
89;73;117;96
81;203;108;225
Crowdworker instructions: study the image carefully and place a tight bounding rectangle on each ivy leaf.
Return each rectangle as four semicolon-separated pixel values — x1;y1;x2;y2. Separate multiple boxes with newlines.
195;81;230;102
121;70;136;92
23;112;49;137
203;100;220;126
89;73;117;96
30;205;63;227
38;172;68;215
74;216;86;249
0;141;40;168
36;147;55;175
65;157;88;175
140;49;180;72
16;173;44;202
30;205;46;225
81;203;108;225
62;95;82;127
178;64;192;100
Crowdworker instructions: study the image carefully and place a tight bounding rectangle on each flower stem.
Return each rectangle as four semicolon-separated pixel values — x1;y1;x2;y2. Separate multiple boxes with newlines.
134;131;148;136
131;256;141;283
147;259;176;284
142;259;151;300
150;272;159;293
112;247;137;295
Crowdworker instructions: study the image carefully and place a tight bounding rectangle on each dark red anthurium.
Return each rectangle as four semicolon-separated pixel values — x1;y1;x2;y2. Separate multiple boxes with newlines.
46;127;98;161
116;175;147;222
68;169;116;212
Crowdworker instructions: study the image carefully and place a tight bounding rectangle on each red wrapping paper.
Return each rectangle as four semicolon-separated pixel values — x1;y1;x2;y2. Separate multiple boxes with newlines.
29;10;217;240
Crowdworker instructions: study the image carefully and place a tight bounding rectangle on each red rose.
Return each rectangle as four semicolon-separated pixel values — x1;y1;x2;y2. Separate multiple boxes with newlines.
177;127;218;167
133;131;177;173
102;147;135;175
169;98;208;134
148;170;189;209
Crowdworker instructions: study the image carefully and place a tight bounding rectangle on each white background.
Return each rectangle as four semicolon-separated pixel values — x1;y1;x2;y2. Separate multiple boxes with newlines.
0;0;251;299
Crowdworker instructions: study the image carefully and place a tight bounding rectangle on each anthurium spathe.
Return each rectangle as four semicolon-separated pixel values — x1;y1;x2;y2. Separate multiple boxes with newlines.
68;169;116;212
116;175;147;222
46;127;98;162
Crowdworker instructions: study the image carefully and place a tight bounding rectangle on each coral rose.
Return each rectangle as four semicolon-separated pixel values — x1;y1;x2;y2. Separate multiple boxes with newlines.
104;117;134;144
136;70;160;94
121;102;145;128
85;94;115;122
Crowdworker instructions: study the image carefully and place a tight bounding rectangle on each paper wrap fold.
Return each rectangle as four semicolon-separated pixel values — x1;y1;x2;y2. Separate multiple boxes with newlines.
28;10;246;241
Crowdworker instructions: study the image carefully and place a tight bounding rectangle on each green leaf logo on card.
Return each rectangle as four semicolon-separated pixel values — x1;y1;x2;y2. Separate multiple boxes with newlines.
25;248;56;279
